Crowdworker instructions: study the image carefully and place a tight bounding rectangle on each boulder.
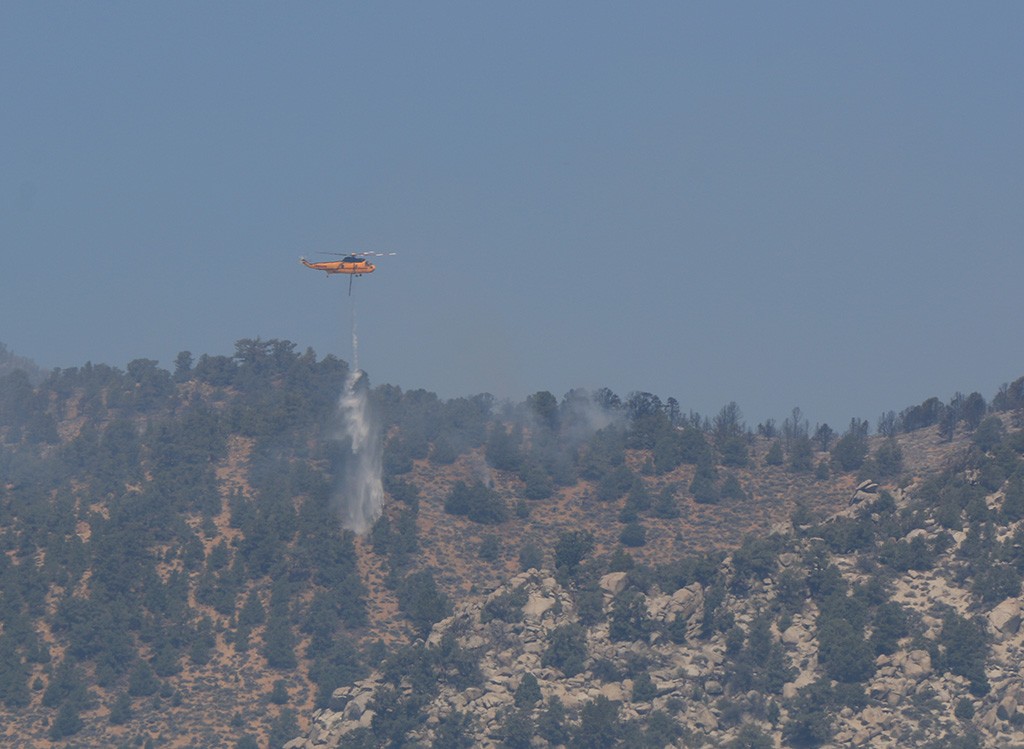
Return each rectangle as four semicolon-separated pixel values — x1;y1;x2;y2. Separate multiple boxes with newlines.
600;682;624;701
781;625;805;646
523;594;556;619
670;583;704;621
704;679;723;696
851;725;882;745
979;705;1001;731
777;552;801;568
860;705;888;727
600;572;629;596
900;649;932;680
1000;692;1018;721
988;599;1022;638
851;480;878;504
343;690;374;720
692;704;718;731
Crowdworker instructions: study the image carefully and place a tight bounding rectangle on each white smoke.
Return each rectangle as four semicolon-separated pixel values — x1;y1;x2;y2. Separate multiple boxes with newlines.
335;368;384;535
469;452;494;488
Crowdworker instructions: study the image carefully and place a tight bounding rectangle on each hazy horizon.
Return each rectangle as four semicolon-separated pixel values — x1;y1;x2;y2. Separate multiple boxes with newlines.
3;3;1022;430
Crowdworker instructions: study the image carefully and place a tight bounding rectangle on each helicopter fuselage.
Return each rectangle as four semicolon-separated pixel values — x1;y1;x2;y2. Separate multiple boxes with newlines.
300;257;376;276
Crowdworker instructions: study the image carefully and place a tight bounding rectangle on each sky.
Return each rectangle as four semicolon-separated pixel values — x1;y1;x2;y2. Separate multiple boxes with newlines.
2;2;1022;430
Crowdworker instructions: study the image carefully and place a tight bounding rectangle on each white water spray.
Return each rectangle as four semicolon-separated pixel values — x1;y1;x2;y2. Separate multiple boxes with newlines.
350;294;360;372
332;295;382;534
336;370;384;534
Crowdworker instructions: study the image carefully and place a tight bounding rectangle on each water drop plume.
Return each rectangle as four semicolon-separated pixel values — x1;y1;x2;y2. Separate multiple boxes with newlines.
335;369;383;534
350;294;360;372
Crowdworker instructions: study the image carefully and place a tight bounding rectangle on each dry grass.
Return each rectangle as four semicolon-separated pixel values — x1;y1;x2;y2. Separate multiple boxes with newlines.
1;424;973;747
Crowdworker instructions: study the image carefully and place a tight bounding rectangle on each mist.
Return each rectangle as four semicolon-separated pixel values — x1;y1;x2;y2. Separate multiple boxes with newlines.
334;369;384;535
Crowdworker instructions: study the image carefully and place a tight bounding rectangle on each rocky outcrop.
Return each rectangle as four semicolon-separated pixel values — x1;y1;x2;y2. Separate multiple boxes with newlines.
292;549;1024;748
290;447;1024;748
288;567;724;748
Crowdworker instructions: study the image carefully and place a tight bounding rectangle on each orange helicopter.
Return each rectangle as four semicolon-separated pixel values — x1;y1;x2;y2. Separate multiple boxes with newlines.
300;251;396;294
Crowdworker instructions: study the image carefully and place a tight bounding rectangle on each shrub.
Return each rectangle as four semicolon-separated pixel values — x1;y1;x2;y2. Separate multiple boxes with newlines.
543;624;588;677
973;416;1005;452
608;590;651;642
619;522;647;548
571;696;620;749
519;542;543;571
554;530;594;574
632;671;657;702
514;673;542;708
480;587;528;624
954;698;975;720
478;535;500;562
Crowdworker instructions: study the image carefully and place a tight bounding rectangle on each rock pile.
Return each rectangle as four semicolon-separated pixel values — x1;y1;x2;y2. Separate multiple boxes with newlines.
289;473;1024;748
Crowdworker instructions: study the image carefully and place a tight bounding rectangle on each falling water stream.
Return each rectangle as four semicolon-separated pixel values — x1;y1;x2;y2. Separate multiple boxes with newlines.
334;294;383;534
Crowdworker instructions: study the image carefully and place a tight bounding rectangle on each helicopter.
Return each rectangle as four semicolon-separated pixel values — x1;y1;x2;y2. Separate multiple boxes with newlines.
300;251;396;294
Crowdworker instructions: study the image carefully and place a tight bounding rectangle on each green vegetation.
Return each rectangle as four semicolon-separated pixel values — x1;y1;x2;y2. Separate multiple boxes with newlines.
0;338;1022;747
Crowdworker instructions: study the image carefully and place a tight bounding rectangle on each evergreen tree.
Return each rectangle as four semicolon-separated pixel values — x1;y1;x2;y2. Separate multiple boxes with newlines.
873;436;904;477
939;611;990;696
128;660;159;697
308;637;364;708
500;707;535;749
433;709;476;749
571;695;620;749
542;624;588;677
513;672;542;708
553;530;594;575
238;590;266;627
0;635;29;708
49;701;84;739
518;542;543;572
788;434;814;472
264;609;299;670
653;484;681;518
608;589;651;642
42;658;88;708
267;709;299;749
831;419;869;472
783;681;834;748
108;691;132;724
631;671;657;702
189;616;216;666
269;679;290;705
537;697;570;746
398;570;451;638
619;521;647;548
690;459;720;504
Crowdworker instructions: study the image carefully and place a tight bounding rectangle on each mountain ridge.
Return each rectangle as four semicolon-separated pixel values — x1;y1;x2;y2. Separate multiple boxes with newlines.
292;420;1024;749
0;339;1021;747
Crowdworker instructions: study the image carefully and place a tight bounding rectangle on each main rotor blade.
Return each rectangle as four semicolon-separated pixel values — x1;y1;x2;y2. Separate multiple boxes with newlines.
316;251;396;257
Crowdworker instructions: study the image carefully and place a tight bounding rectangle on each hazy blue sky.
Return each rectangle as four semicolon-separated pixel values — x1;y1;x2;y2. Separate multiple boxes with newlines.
3;3;1022;429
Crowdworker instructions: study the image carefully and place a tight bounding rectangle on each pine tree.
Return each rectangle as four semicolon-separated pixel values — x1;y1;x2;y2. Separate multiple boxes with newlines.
513;673;542;708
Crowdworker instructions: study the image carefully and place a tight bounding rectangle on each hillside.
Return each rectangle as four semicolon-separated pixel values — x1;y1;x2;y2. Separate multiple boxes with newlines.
0;339;1021;747
294;420;1024;749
